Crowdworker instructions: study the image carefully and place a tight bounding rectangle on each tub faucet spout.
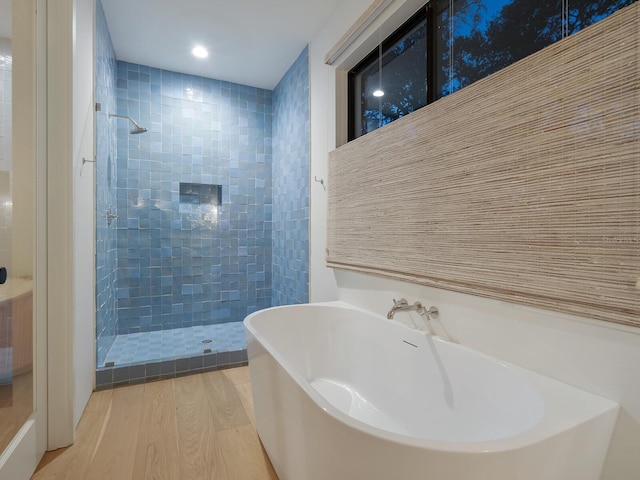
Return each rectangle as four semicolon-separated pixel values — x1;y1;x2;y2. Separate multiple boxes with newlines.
387;298;439;320
387;298;422;319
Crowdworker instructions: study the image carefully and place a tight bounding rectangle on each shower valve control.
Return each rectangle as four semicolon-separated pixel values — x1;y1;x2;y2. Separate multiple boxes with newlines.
106;209;119;226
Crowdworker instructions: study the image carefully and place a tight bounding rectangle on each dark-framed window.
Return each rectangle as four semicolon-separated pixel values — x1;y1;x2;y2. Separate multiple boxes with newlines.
349;0;636;141
348;8;428;141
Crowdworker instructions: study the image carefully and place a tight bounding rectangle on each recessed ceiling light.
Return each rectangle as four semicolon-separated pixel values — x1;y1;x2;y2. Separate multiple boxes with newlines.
373;89;384;97
192;46;209;59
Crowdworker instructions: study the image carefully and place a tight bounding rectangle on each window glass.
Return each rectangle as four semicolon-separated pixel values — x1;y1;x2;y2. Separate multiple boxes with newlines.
567;0;636;34
349;11;427;139
436;0;562;98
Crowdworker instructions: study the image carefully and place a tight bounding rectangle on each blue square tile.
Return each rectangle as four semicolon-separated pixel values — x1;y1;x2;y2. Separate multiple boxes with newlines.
146;362;161;377
98;32;310;373
175;358;189;373
113;367;131;383
96;369;113;387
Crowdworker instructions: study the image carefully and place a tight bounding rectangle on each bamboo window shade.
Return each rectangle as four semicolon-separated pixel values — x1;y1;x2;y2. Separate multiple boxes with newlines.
327;4;640;327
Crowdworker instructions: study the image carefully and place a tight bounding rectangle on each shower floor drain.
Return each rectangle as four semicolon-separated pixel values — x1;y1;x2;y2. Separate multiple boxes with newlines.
202;339;212;344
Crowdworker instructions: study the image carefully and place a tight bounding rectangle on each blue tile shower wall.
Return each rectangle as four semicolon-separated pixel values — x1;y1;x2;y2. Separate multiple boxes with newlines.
95;0;118;366
272;46;310;306
114;62;273;334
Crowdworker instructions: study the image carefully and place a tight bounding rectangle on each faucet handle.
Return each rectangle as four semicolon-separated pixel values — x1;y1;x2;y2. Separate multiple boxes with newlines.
424;306;439;320
393;298;408;306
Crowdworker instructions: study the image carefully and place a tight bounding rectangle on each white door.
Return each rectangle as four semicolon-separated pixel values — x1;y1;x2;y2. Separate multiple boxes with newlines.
0;0;47;478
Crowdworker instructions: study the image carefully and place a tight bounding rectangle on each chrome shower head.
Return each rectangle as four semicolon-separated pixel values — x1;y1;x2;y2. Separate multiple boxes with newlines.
108;113;148;135
130;124;148;135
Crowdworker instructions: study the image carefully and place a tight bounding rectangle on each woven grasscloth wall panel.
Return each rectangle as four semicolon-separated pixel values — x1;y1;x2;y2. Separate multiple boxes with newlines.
327;4;640;327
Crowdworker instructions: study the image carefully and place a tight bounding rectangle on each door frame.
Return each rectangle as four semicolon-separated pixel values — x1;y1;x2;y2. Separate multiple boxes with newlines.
0;0;48;476
45;0;75;448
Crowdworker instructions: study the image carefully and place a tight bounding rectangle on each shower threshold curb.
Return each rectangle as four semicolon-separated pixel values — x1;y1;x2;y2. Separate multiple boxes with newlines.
95;348;248;390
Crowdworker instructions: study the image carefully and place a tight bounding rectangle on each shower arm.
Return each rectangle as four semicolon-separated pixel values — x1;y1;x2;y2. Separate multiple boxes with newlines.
108;113;148;134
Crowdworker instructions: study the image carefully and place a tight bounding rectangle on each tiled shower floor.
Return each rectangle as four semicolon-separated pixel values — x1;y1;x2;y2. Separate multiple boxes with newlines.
96;321;247;390
103;322;246;367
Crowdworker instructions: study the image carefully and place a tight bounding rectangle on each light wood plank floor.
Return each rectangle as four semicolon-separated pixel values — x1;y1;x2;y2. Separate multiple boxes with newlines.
31;367;278;480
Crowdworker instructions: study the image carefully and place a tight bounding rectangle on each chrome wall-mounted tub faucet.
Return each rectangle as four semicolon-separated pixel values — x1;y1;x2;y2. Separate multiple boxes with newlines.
387;298;439;320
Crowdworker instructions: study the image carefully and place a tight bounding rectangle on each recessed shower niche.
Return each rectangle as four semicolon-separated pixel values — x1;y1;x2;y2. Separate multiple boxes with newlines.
179;182;222;221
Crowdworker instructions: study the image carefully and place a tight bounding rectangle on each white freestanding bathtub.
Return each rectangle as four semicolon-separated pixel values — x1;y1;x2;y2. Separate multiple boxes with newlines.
244;302;618;480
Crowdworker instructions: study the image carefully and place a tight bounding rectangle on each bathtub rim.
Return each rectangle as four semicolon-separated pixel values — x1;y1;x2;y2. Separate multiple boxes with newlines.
244;301;619;454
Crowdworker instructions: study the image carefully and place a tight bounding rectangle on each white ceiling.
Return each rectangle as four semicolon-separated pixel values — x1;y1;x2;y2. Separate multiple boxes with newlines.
102;0;344;90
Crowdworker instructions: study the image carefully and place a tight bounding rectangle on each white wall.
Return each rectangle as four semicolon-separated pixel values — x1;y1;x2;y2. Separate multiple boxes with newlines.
47;0;95;448
309;0;426;302
72;0;95;428
46;0;75;448
308;1;640;479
